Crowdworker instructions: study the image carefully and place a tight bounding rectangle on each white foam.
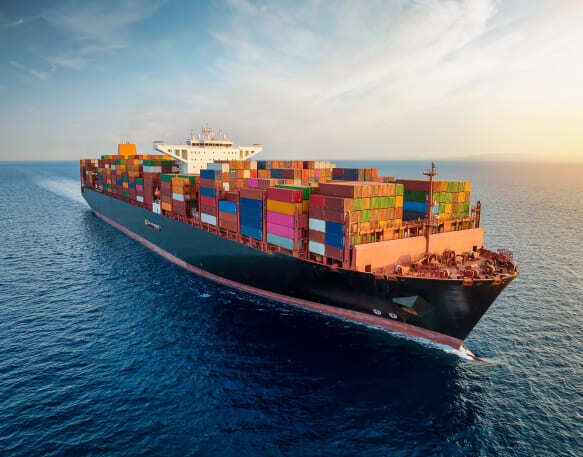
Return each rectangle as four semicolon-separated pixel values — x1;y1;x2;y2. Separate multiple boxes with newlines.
38;178;87;205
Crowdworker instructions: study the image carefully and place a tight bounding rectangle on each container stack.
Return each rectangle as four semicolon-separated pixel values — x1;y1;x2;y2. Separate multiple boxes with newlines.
136;178;144;203
266;187;307;251
332;168;378;182
199;168;222;226
309;181;404;253
159;174;177;213
397;179;471;221
308;192;347;260
218;192;238;232
171;175;197;217
239;188;264;241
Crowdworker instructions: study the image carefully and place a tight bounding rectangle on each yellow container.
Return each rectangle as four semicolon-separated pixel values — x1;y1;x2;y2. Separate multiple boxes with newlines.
464;181;472;192
445;203;452;214
161;202;172;211
362;198;371;210
396;196;403;208
267;200;302;216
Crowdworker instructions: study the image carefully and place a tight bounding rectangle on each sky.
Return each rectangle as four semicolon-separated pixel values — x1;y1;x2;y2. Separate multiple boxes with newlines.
0;0;582;162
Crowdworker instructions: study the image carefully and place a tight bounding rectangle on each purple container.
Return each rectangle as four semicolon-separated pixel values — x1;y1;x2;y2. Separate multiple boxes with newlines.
247;178;259;188
267;210;295;228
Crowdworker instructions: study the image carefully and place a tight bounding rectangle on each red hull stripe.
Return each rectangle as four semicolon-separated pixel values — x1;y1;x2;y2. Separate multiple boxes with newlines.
93;210;465;350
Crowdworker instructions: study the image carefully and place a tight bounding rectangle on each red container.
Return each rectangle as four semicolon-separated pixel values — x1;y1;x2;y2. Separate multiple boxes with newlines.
219;219;238;232
324;209;346;224
325;245;344;260
219;211;237;225
309;207;325;219
309;230;325;243
267;187;302;203
223;191;239;203
396;179;429;192
173;201;188;216
200;195;216;207
199;178;219;188
318;183;357;198
325;196;352;211
240;188;265;200
200;205;217;216
309;194;325;208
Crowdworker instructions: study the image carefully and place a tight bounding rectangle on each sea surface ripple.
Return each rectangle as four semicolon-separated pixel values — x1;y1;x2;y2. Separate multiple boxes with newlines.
0;161;581;456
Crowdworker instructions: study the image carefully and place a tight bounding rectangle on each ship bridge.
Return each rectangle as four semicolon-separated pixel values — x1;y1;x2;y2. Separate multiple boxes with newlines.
154;127;262;174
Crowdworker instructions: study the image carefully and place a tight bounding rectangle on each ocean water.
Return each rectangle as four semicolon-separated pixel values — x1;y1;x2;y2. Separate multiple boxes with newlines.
0;160;581;456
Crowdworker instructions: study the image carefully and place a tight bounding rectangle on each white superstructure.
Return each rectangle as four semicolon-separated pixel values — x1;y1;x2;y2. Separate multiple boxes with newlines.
154;127;262;174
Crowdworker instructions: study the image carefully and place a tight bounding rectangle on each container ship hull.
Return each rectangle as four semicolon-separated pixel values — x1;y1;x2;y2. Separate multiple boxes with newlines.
82;188;513;350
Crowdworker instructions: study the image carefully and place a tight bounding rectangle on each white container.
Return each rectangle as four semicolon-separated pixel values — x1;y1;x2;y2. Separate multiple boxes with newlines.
309;241;325;255
222;181;230;192
172;193;185;202
309;218;326;232
201;213;217;226
152;202;161;214
207;163;229;172
136;195;144;203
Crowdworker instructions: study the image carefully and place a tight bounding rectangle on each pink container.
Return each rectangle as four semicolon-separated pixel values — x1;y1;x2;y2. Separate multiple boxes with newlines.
248;178;259;188
267;222;296;239
267;210;295;227
136;185;144;192
315;169;320;178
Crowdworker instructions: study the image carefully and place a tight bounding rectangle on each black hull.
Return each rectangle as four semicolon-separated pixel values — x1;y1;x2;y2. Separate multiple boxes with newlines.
82;188;514;347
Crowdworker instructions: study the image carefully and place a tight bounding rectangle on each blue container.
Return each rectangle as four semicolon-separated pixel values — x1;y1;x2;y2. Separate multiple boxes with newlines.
240;198;262;211
218;200;237;215
404;201;439;214
267;233;294;250
270;169;283;179
129;182;135;189
200;169;221;180
325;220;344;236
325;232;344;249
240;212;262;228
241;225;263;240
200;187;216;198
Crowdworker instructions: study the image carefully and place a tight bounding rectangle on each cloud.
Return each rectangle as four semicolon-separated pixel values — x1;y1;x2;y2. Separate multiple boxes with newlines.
128;0;582;160
42;0;165;43
42;0;164;70
10;60;49;80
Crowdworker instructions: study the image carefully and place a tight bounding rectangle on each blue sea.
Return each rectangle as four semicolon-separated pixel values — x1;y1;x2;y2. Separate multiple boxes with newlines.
0;160;581;456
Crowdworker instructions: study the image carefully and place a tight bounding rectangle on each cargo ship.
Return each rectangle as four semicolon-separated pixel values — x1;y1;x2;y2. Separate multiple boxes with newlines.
80;129;519;354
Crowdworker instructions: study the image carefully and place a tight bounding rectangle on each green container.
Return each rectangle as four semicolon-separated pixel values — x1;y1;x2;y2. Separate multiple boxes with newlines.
122;176;129;182
439;203;446;214
161;174;175;183
396;183;404;196
161;160;174;166
362;210;371;222
178;175;197;184
404;190;427;203
123;192;129;198
353;198;362;210
276;185;312;200
387;196;396;208
136;178;144;185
